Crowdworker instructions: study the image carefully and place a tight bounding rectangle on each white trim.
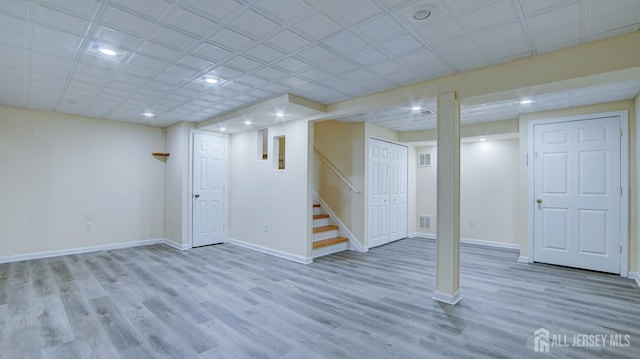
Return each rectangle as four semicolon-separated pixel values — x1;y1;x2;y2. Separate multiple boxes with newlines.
189;129;229;249
528;111;629;277
433;290;462;305
408;232;420;238
163;239;190;251
460;237;520;252
314;192;366;253
629;272;640;288
227;237;313;264
416;233;437;240
518;256;530;263
0;239;168;264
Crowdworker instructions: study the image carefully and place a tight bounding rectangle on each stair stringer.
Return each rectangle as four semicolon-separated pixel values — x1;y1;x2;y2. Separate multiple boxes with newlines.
313;192;367;253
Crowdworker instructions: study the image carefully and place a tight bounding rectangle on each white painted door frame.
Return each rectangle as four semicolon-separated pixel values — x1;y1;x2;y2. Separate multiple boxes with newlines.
527;111;629;277
189;129;229;248
367;136;409;248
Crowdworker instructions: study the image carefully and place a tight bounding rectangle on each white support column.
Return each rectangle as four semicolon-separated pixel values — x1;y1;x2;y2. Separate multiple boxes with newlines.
433;91;462;305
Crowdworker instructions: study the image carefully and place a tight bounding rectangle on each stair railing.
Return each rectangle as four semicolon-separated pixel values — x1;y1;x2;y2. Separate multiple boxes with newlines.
314;148;359;194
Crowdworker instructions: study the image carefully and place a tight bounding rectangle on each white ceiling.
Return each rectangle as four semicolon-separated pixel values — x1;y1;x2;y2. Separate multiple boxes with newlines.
0;0;639;129
341;79;640;131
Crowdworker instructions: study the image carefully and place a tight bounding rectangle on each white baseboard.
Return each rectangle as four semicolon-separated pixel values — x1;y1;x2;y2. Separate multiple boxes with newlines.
415;233;437;240
314;192;366;252
518;256;530;263
0;238;167;264
433;290;462;305
460;237;520;252
629;272;640;288
227;237;313;264
162;239;190;250
408;232;420;238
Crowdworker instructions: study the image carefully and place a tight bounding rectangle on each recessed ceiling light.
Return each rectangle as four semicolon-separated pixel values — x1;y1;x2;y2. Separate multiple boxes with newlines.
413;9;431;20
98;47;117;56
220;127;226;132
143;112;154;118
411;106;422;112
480;138;486;142
244;120;252;125
198;75;221;85
276;112;285;117
520;99;533;104
411;5;437;21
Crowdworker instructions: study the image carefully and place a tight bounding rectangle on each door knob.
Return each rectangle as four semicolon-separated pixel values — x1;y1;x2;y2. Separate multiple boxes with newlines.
194;194;200;198
536;199;542;204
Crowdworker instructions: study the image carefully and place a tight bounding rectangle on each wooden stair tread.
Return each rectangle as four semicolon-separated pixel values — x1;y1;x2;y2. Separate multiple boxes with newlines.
313;203;321;208
313;214;330;220
313;225;338;233
313;237;348;249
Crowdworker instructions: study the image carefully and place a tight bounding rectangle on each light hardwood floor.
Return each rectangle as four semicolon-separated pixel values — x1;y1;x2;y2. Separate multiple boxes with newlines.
0;237;639;358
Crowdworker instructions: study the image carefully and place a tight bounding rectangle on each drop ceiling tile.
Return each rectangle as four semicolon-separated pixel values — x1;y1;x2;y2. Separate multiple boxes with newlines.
101;6;154;37
351;47;388;66
267;30;312;53
34;43;77;61
297;45;339;64
340;69;379;84
589;9;640;36
34;24;82;48
227;55;264;72
293;12;342;41
326;0;384;26
110;0;172;19
320;76;365;96
354;14;405;43
590;0;640;16
40;0;99;19
229;10;280;40
95;26;140;50
463;0;518;30
253;66;289;81
122;64;158;78
137;41;181;61
37;5;90;35
450;0;497;11
108;81;141;92
185;0;244;22
193;43;233;62
0;26;25;47
211;65;244;79
273;57;311;73
433;36;487;71
322;31;369;55
243;44;286;63
254;0;313;24
476;21;531;60
379;33;424;56
278;76;311;88
396;49;451;76
520;0;573;14
178;54;214;71
318;58;358;75
235;74;270;87
260;82;289;94
164;65;199;79
163;8;218;36
209;28;254;51
173;87;201;98
416;19;466;45
0;0;28;18
298;68;332;81
128;53;167;69
369;59;408;74
151;26;199;51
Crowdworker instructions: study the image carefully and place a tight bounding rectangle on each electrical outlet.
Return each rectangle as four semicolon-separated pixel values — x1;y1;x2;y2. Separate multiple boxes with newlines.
264;224;269;232
86;223;93;231
469;219;476;228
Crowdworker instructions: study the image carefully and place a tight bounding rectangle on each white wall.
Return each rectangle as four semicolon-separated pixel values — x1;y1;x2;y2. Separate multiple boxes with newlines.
416;138;519;245
0;105;165;258
228;118;311;261
636;94;640;273
164;122;195;247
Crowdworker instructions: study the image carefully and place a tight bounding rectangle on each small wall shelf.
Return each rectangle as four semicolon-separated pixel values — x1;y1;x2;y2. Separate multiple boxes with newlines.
152;152;170;157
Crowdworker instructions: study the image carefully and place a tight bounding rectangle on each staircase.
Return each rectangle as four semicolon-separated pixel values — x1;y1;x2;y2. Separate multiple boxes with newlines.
312;203;348;258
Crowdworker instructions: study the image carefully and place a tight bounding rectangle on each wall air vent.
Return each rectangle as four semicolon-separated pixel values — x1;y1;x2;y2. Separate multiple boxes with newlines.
419;216;431;229
418;153;431;167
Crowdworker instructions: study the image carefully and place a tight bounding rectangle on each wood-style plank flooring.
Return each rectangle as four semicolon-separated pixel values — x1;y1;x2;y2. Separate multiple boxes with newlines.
1;238;639;358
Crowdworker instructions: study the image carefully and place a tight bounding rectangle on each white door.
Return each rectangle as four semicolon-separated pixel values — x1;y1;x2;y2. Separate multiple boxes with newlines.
368;138;408;248
368;139;390;248
192;132;225;247
533;117;621;273
389;144;408;241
